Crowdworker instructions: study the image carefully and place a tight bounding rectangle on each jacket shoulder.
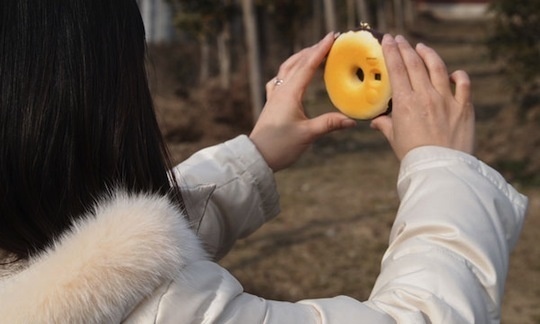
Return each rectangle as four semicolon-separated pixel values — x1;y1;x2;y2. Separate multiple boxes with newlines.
0;191;207;323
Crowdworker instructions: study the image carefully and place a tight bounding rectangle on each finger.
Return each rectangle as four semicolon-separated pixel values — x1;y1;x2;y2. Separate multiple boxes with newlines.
416;43;451;95
394;35;432;92
382;34;412;94
270;45;314;94
306;112;357;139
370;115;394;143
270;33;334;98
286;32;336;93
450;70;471;105
277;50;306;77
279;32;334;78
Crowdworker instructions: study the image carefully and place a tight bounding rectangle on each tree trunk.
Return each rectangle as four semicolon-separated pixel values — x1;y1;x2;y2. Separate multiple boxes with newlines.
312;0;323;43
355;0;371;25
376;0;387;31
140;0;154;42
347;0;356;29
292;17;303;53
241;0;264;122
322;0;337;32
199;34;210;84
217;21;231;89
393;0;405;34
404;0;416;29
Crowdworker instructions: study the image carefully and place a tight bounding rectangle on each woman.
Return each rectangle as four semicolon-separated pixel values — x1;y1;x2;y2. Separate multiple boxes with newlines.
0;0;527;323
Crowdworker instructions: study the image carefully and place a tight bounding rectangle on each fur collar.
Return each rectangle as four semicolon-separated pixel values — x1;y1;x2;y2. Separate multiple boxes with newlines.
0;192;207;323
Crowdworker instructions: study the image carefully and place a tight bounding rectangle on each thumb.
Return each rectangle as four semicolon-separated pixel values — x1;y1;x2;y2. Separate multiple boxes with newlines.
370;115;394;142
307;113;357;139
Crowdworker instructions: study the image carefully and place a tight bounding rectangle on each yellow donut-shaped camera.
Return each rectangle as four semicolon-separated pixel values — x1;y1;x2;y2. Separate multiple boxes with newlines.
324;28;392;120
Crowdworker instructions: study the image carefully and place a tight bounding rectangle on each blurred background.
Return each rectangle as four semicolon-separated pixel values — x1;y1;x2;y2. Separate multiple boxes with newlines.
139;0;539;322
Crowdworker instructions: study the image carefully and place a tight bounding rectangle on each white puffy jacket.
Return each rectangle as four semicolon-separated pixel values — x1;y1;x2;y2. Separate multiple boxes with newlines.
0;135;528;323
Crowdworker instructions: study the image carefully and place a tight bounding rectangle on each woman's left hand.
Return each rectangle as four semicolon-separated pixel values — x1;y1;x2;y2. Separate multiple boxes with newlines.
249;32;357;172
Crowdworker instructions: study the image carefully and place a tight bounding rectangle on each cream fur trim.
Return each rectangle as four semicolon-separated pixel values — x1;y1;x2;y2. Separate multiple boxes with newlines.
0;192;206;323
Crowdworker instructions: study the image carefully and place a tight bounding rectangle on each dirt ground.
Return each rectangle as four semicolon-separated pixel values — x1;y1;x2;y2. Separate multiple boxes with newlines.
152;15;540;324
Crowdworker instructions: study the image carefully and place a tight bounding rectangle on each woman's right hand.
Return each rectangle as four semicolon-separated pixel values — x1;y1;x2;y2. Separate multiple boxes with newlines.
370;35;475;160
249;32;356;172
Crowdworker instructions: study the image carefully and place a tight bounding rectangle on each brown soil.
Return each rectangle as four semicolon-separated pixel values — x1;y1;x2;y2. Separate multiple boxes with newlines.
150;15;540;324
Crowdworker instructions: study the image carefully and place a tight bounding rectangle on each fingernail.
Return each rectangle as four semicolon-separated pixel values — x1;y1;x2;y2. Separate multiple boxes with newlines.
395;35;406;43
341;119;357;128
334;32;341;39
324;32;334;39
382;34;394;44
314;32;333;47
416;42;426;49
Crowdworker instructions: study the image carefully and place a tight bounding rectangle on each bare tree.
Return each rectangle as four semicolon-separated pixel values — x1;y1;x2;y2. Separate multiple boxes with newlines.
140;0;155;41
217;22;231;89
347;0;372;29
376;0;388;31
393;0;405;34
322;0;337;32
403;0;416;30
241;0;263;122
167;0;235;87
312;0;323;42
198;35;210;83
356;0;371;25
216;0;234;89
347;0;356;29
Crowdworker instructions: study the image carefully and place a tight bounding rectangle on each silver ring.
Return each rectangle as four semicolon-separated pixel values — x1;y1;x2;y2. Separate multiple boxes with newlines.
273;78;284;86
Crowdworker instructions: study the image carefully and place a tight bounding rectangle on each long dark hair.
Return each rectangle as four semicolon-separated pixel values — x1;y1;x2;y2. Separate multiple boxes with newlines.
0;0;183;259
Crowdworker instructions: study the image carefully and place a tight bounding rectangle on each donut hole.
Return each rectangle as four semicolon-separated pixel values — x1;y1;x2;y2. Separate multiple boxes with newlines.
356;68;365;82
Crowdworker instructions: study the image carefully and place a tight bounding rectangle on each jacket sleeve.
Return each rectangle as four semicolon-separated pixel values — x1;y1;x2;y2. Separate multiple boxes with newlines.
156;146;527;323
364;146;528;323
171;135;280;260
